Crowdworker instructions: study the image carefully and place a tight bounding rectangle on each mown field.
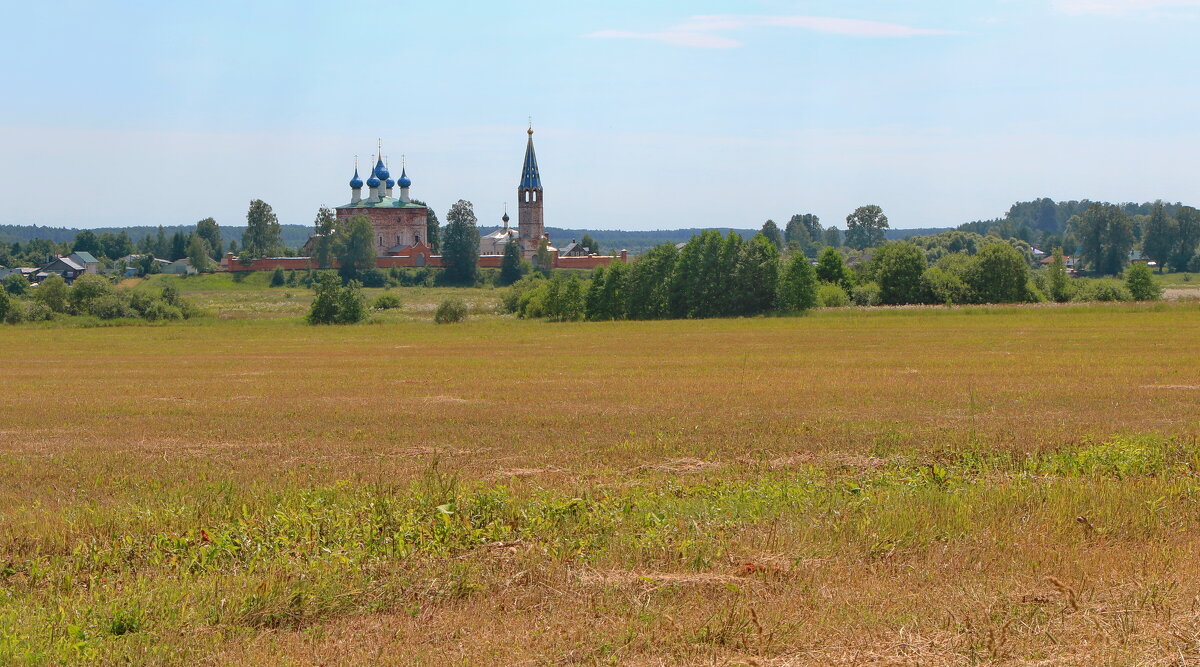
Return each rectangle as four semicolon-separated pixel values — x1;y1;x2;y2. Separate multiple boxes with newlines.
2;281;1200;665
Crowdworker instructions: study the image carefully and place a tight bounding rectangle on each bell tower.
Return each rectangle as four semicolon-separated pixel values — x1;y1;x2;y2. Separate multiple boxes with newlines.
517;125;544;257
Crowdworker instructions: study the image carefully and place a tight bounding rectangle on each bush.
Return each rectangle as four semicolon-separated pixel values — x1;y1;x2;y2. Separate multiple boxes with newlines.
921;267;970;304
777;256;818;312
270;266;286;287
143;300;184;321
3;273;28;296
435;297;469;324
816;282;850;307
1125;263;1162;301
359;268;387;288
874;242;928;305
0;289;9;322
964;243;1029;303
1073;279;1132;302
69;274;113;314
307;274;368;324
372;292;403;310
33;275;70;313
849;281;882;307
4;297;26;324
24;301;53;321
89;293;135;319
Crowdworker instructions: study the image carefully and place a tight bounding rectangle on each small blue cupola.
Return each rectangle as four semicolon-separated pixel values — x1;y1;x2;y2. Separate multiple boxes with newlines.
398;167;411;189
386;177;395;189
349;167;363;189
367;176;381;188
373;157;389;181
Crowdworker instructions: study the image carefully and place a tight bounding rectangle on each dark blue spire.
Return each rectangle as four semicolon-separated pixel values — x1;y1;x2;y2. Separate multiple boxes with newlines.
519;127;541;190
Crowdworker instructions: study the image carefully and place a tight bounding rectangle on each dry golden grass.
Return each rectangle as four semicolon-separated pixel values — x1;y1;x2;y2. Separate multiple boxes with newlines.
1;295;1199;664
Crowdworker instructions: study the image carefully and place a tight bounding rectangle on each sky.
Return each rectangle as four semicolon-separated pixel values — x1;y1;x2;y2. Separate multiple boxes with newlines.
1;0;1198;232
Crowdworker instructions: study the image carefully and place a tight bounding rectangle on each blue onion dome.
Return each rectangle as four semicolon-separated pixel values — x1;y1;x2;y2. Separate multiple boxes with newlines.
502;212;510;223
349;167;363;189
386;177;395;189
367;176;381;188
398;167;411;189
373;158;389;181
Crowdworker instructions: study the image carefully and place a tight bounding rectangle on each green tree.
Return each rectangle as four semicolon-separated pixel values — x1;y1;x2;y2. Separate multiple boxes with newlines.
270;266;286;287
34;275;70;313
0;288;9;323
1141;202;1175;272
777;254;818;312
965;243;1029;303
441;200;480;285
241;199;283;259
1045;247;1073;302
68;273;112;313
760;220;784;249
823;227;843;248
585;261;628;321
312;207;337;269
815;247;852;288
4;273;28;296
307;273;367;324
335;214;376;280
98;232;133;260
533;237;553;277
734;234;780;315
186;234;213;273
195;217;223;258
845;205;889;250
625;244;677;320
1125;263;1162;301
1172;206;1200;272
72;230;100;256
874;242;927;305
785;214;821;246
411;199;439;251
1076;203;1134;276
169;231;188;261
580;234;599;254
499;240;524;286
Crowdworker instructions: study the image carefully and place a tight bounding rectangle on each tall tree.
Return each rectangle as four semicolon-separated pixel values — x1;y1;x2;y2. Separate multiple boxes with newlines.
1172;206;1200;272
823;227;843;248
312;207;337;269
72;230;100;255
1045;247;1073;302
760;220;784;249
1076;203;1134;276
334;214;376;280
441;200;480;285
241;199;283;259
169;231;188;261
845;205;889;250
815;247;852;288
499;240;524;286
98;232;133;260
777;253;818;313
965;243;1028;303
186;234;213;273
734;234;780;315
195;217;223;258
1141;202;1175;273
786;214;821;245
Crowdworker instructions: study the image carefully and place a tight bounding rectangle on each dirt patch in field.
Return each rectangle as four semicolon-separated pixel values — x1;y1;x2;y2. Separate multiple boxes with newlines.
489;467;568;479
642;458;726;473
1141;384;1200;390
577;569;747;588
421;395;472;405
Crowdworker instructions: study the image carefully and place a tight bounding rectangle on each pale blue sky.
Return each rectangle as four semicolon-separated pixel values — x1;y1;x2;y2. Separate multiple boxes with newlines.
2;0;1198;231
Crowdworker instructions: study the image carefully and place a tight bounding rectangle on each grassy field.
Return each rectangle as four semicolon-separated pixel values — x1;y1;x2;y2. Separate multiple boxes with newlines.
2;282;1200;664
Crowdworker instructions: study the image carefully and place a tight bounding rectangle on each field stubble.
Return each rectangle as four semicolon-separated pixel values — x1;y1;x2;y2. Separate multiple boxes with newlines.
1;296;1200;664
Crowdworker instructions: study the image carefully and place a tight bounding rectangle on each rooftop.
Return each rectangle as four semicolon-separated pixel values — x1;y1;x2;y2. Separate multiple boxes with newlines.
338;197;426;210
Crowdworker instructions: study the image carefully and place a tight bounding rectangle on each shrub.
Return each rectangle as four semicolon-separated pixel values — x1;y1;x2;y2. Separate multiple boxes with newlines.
3;273;28;296
1073;279;1132;302
1125;263;1162;301
69;274;113;314
33;275;70;313
359;268;387;288
921;267;970;305
372;292;403;310
816;282;850;307
815;247;853;288
435;297;469;324
307;273;367;324
964;243;1030;303
4;297;26;324
89;293;135;319
777;255;818;312
24;301;53;321
270;266;286;287
0;289;9;322
850;281;882;307
143;300;184;321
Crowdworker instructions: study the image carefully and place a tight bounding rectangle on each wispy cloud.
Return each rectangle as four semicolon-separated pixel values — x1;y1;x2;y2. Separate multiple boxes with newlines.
1053;0;1200;14
585;14;960;49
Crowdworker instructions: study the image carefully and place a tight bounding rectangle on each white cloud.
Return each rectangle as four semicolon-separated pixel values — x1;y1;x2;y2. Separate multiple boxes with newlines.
586;14;959;49
1053;0;1200;14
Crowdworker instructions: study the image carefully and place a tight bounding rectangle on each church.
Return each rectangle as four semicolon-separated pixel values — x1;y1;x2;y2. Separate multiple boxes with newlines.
337;127;550;261
225;127;624;272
